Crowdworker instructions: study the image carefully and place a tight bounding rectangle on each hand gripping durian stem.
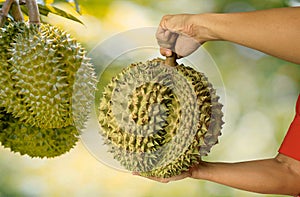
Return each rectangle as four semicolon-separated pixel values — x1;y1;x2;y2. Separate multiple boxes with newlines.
11;0;24;22
165;52;178;67
0;0;14;27
25;0;40;24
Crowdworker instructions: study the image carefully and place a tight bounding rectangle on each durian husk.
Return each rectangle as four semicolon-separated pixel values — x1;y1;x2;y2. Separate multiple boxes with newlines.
0;108;79;158
98;58;224;178
1;22;97;130
0;23;27;104
0;22;97;158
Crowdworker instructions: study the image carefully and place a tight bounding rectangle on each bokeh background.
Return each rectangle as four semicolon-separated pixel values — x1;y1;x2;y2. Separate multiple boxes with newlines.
1;0;300;196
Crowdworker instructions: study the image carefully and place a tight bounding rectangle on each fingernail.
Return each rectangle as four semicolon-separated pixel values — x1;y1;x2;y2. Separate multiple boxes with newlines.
166;50;172;56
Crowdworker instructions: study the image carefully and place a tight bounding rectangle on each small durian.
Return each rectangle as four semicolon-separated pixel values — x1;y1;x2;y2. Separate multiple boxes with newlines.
0;108;79;158
2;22;97;130
98;58;224;178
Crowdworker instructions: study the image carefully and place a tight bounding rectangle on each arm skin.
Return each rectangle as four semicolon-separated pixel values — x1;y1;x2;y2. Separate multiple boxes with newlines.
134;153;300;196
157;7;300;64
137;7;300;196
196;154;300;196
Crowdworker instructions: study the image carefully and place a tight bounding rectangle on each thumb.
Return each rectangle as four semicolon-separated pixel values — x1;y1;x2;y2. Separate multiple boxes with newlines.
160;48;173;57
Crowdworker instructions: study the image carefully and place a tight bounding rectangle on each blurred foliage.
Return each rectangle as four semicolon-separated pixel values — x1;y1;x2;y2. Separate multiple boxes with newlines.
0;0;299;197
39;0;81;13
212;0;289;12
0;0;82;23
23;3;83;23
75;0;291;17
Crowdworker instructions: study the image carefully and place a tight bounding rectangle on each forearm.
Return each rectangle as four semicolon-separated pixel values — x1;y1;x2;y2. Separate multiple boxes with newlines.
195;7;300;64
193;154;300;196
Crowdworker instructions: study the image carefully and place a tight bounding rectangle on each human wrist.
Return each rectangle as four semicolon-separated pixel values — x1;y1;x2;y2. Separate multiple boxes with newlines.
190;161;213;180
190;13;226;42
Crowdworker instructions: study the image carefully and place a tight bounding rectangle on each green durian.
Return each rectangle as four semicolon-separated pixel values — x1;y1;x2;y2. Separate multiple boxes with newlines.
98;58;224;178
0;108;79;158
1;22;97;130
0;23;27;103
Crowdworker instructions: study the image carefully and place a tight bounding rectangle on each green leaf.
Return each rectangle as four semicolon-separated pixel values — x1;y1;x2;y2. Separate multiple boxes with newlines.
40;4;83;24
21;3;83;24
1;0;82;22
40;0;81;13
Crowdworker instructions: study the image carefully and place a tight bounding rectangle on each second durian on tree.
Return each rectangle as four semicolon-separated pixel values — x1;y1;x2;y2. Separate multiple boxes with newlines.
2;22;97;130
0;21;97;158
0;107;79;158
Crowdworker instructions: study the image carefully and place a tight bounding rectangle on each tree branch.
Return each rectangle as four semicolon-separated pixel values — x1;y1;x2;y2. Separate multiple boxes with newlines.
25;0;40;24
0;0;14;27
11;0;24;22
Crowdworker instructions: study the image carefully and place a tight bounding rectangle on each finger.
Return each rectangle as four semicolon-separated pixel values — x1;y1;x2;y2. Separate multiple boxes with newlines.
160;48;172;57
174;35;201;57
159;14;173;30
133;171;191;183
146;176;171;183
156;26;172;43
160;14;186;34
156;27;178;49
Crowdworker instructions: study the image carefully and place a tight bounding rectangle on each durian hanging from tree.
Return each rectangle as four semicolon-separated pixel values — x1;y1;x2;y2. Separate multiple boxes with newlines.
0;0;97;158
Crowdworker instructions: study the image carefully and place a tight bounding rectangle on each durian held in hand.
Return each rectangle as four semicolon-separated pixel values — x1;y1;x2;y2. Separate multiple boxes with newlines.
0;0;97;158
98;53;224;178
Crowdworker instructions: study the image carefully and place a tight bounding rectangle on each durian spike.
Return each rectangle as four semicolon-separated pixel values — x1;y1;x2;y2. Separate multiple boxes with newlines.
0;0;14;27
26;0;40;24
11;0;25;22
165;52;178;67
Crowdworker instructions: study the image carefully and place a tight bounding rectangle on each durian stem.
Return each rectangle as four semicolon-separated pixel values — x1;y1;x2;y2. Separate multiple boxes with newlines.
0;0;14;27
11;0;24;22
25;0;40;24
165;52;178;67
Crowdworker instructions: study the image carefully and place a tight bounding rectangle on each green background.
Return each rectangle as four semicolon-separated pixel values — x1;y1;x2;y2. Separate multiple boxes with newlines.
1;0;300;196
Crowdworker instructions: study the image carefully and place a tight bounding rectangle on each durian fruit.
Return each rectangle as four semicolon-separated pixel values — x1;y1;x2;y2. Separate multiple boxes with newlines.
0;22;27;104
1;22;97;130
98;58;224;178
0;22;96;158
0;108;79;158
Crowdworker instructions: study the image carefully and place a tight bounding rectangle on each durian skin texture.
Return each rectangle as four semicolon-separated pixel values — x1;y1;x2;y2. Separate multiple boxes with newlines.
0;23;27;104
99;58;224;178
2;22;97;130
0;108;79;158
0;22;96;158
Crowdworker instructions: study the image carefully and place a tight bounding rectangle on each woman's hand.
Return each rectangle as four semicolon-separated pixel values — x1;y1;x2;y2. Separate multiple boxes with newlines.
133;154;300;196
156;14;217;57
132;162;208;183
132;170;192;183
157;7;300;64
